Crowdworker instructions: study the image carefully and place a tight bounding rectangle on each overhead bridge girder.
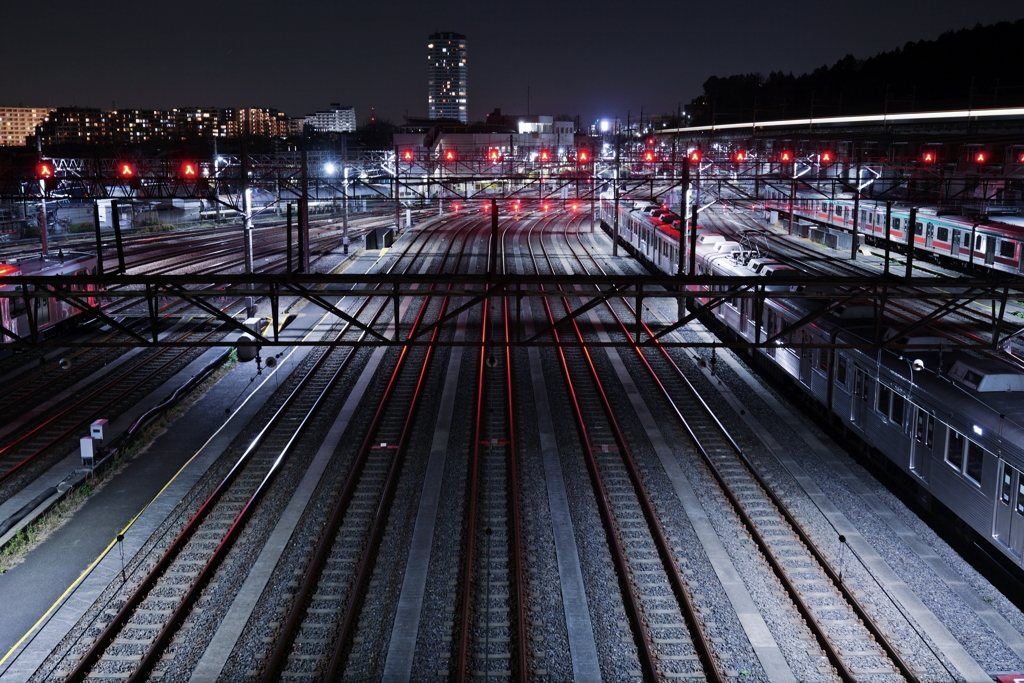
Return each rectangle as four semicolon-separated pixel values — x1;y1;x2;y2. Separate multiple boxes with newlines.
3;273;1021;355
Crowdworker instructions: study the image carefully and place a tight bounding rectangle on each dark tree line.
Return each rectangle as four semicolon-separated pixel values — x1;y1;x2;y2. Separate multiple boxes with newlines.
686;18;1024;126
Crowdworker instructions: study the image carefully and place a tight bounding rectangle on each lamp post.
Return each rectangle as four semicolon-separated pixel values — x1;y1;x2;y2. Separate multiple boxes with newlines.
899;355;925;396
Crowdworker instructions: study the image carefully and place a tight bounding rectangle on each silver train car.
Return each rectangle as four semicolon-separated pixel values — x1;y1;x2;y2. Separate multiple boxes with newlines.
606;203;1024;567
765;190;1024;276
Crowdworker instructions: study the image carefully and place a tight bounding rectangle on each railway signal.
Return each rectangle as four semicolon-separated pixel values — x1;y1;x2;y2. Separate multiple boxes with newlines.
488;148;501;162
538;149;551;163
974;151;987;164
443;149;457;163
35;161;55;179
643;150;656;163
688;149;702;164
922;150;937;163
779;150;793;163
820;151;834;164
576;149;590;164
179;161;199;179
117;162;136;179
401;149;415;163
734;150;747;163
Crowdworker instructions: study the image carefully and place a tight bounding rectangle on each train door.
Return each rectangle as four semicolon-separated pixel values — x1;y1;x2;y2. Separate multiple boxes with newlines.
925;223;934;250
951;230;961;258
985;234;996;266
851;366;870;427
994;462;1024;559
910;406;934;481
799;331;813;386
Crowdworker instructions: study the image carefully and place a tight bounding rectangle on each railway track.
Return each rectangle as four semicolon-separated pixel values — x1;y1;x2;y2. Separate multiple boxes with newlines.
524;213;724;681
563;216;935;681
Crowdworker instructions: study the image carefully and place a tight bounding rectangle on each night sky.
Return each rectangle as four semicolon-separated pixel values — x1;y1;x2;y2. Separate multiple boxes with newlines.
5;1;1021;125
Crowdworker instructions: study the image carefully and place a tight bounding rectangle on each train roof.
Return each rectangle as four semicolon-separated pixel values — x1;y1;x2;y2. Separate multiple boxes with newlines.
2;251;94;276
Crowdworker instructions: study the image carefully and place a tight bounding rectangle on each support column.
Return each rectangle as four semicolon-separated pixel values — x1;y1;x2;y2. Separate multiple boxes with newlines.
93;201;104;277
850;150;861;260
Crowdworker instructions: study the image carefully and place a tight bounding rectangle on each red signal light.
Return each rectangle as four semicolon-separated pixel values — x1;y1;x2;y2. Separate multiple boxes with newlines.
179;161;199;179
402;149;414;162
734;150;746;162
571;202;579;211
543;202;550;211
922;151;936;163
688;149;702;163
1019;152;1024;163
779;151;793;163
488;148;501;162
644;150;656;163
577;149;589;163
975;151;987;164
118;162;136;178
36;161;54;179
539;149;551;162
647;138;654;146
443;149;457;162
453;202;460;212
821;151;833;164
512;201;520;212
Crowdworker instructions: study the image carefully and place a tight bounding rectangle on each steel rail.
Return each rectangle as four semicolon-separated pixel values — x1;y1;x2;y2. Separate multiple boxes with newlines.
543;215;726;682
570;219;920;683
260;214;480;681
526;212;663;682
0;323;222;484
59;211;454;682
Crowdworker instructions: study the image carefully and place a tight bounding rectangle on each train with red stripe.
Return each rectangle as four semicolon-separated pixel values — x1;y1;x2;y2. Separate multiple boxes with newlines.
1;251;98;351
765;190;1024;276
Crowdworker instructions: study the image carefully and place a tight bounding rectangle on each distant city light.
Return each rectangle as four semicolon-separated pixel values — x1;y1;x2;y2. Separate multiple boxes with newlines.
599;119;611;133
324;162;337;175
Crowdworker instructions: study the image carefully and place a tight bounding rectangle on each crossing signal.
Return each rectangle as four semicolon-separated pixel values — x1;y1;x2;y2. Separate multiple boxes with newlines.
118;162;136;178
922;150;937;163
402;149;415;163
577;149;590;163
820;151;834;164
688;149;702;163
488;148;501;162
179;161;199;179
734;150;747;163
643;150;656;163
779;150;793;163
443;149;457;162
538;149;551;163
36;161;54;179
974;151;987;164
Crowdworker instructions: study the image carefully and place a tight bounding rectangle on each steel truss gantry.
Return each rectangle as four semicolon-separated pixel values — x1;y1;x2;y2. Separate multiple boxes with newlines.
3;272;1022;358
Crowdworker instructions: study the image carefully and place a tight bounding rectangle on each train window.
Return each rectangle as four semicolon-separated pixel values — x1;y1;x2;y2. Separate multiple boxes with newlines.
916;411;934;448
12;285;27;318
892;217;900;231
946;428;965;471
836;206;843;217
965;441;984;484
1002;467;1014;504
836;355;847;386
999;240;1015;258
890;393;905;426
976;235;983;250
915;222;924;236
877;384;892;415
1018;480;1024;515
817;348;828;374
937;227;949;242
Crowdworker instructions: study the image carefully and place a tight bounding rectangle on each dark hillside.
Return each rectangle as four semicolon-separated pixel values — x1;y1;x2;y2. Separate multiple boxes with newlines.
687;19;1024;126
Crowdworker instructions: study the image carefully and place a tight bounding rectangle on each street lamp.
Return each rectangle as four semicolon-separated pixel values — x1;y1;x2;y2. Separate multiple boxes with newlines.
899;355;925;395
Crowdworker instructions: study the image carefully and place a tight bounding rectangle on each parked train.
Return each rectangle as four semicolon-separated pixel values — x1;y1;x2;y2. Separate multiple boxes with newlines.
765;190;1024;276
607;201;1024;568
0;251;98;350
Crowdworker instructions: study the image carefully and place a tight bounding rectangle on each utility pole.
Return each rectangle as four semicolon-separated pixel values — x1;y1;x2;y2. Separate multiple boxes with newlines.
394;145;402;235
613;135;620;256
37;138;48;255
343;166;350;254
300;147;309;271
213;138;221;223
850;148;861;261
241;137;253;277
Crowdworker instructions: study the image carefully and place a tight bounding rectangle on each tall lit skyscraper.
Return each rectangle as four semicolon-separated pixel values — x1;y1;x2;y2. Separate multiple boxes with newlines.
427;32;468;123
